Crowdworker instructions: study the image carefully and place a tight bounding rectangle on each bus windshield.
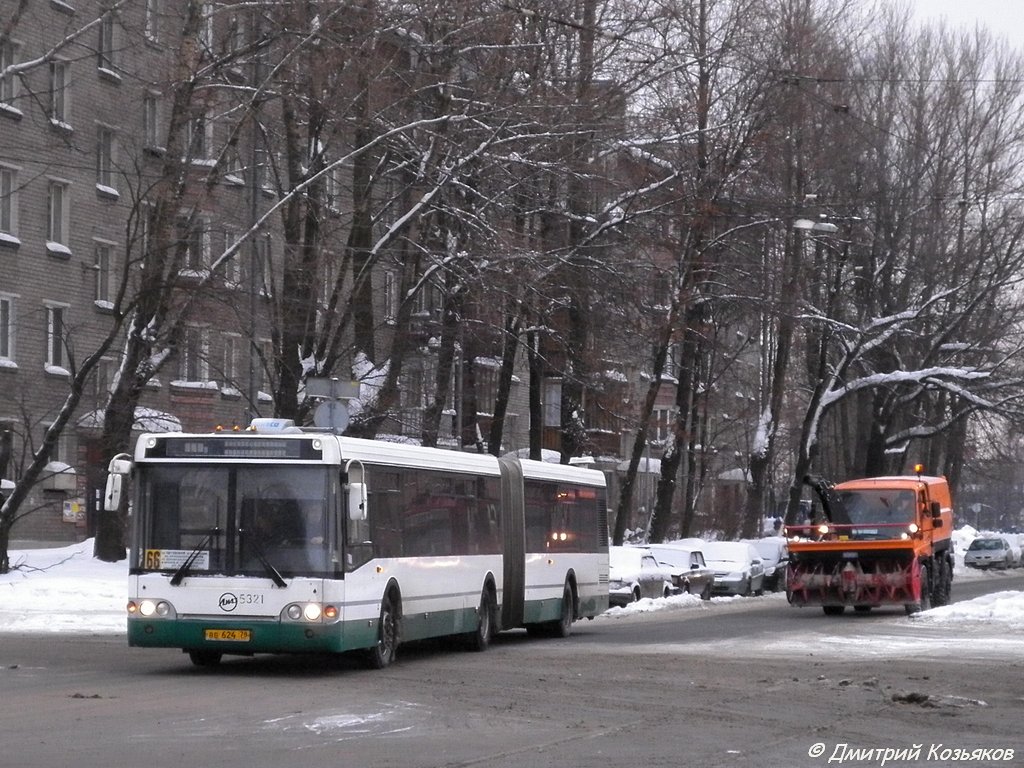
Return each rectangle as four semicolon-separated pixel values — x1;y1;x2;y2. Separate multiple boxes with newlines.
133;465;337;577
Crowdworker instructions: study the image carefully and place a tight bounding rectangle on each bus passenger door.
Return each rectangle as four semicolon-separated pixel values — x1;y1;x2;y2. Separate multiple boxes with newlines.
343;461;373;571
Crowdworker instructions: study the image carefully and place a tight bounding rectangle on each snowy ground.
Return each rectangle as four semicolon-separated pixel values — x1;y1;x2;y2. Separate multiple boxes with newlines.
1;527;1022;635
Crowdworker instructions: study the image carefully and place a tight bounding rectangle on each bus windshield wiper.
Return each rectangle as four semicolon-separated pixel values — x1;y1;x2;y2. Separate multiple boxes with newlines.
242;531;288;588
169;528;219;586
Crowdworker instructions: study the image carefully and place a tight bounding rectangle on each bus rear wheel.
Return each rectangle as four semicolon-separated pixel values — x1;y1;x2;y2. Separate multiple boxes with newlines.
549;581;575;638
367;592;399;669
465;586;494;652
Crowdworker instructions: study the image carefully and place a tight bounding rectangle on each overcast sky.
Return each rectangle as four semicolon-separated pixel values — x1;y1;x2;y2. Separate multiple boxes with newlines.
907;0;1024;50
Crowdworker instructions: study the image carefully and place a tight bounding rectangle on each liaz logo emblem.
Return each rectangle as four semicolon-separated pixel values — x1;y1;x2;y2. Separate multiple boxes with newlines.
218;593;238;612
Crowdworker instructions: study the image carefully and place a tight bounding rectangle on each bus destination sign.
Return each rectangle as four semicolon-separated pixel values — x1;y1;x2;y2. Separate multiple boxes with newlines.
148;437;322;460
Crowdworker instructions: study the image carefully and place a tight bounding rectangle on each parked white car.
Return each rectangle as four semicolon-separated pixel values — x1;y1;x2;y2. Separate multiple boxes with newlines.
702;541;766;596
964;537;1019;569
742;536;789;591
608;546;676;606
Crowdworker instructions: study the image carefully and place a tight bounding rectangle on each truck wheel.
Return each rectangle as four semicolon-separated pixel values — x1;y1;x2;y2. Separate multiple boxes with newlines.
905;565;931;615
919;566;932;611
932;558;951;607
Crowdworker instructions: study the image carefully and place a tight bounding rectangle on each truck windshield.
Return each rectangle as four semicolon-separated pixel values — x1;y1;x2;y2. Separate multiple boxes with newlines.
132;465;337;577
836;489;917;529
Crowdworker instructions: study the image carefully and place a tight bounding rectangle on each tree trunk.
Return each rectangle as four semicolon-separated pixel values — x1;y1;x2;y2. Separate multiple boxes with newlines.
487;311;522;456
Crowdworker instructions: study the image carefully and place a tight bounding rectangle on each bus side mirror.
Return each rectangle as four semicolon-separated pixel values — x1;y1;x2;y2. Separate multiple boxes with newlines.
930;501;942;527
103;474;123;512
348;482;367;521
103;453;132;512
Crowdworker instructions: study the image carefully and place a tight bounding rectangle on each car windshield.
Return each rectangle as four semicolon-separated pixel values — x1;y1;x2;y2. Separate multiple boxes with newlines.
969;539;1003;551
702;543;748;565
609;548;644;570
650;548;694;568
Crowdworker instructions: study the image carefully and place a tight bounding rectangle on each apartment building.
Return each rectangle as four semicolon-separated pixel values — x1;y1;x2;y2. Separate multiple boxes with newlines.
0;1;547;544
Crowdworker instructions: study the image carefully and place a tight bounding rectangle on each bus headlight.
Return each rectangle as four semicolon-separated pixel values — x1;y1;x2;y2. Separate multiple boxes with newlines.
283;603;326;622
131;599;174;618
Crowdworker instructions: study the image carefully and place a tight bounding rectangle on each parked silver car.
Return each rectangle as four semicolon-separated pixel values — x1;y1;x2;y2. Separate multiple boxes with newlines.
608;546;676;606
702;541;766;596
964;537;1018;569
647;543;715;600
743;536;789;591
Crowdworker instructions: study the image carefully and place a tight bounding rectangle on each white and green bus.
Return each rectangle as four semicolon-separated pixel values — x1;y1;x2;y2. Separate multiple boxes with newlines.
106;419;609;667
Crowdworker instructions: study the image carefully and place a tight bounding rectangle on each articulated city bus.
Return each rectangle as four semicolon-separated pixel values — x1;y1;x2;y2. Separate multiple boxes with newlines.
106;419;609;667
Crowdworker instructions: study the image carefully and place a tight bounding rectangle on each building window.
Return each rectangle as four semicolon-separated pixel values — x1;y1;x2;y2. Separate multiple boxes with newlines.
221;333;240;389
49;60;70;125
0;40;18;108
254;338;273;398
98;12;117;72
144;0;160;42
178;325;209;381
43;424;72;465
96;126;116;192
138;202;154;267
324;163;343;210
45;303;68;370
92;357;114;405
0;165;17;238
47;181;70;249
223;148;244;185
187;110;211;161
414;279;435;316
143;93;162;151
252;233;272;294
94;241;115;305
220;228;241;284
255;147;273;188
176;215;209;271
198;2;215;52
0;294;14;363
227;13;245;53
543;378;562;428
651;407;676;445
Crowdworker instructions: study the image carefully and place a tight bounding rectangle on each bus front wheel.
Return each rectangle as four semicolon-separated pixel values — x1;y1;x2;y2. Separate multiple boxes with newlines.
367;592;400;669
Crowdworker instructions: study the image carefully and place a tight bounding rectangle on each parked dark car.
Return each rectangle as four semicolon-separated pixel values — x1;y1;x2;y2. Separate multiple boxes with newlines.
647;543;715;600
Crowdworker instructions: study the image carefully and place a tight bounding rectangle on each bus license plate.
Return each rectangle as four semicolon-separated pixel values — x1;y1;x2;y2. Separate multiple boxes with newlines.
204;629;251;642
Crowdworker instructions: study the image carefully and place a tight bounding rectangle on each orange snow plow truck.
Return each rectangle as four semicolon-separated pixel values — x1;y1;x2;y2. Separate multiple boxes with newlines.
785;468;954;615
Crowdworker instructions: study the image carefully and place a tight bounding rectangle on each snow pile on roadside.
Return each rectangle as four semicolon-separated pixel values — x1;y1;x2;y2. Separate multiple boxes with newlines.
1;540;126;634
